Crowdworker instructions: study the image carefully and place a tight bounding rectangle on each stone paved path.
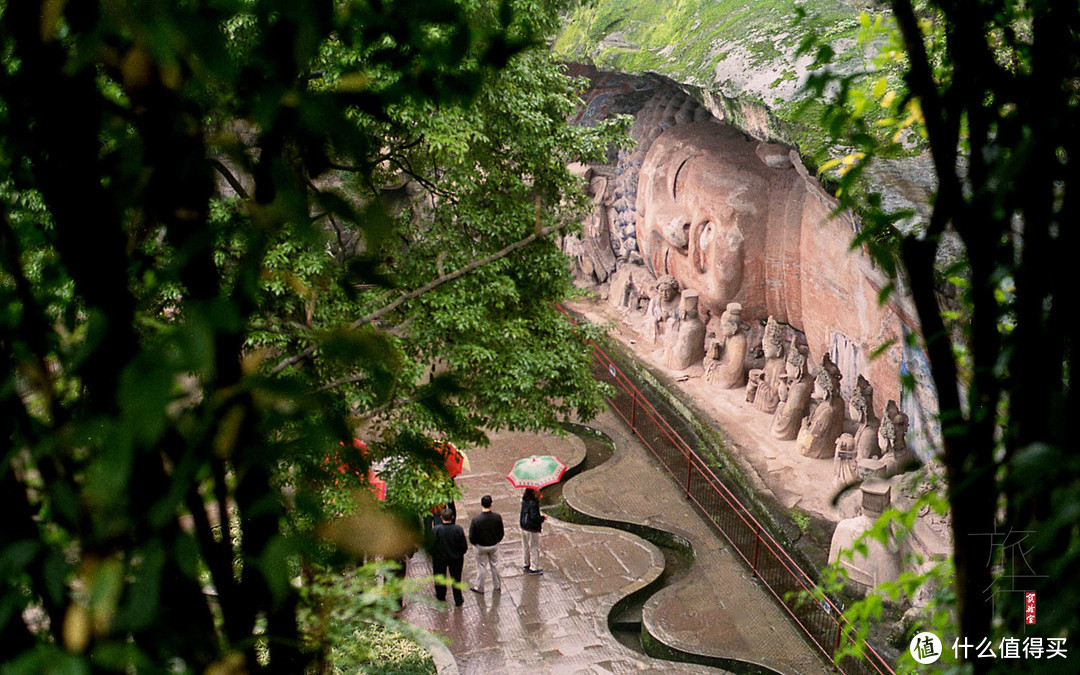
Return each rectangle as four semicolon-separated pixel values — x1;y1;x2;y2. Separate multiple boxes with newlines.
401;415;833;674
567;414;833;675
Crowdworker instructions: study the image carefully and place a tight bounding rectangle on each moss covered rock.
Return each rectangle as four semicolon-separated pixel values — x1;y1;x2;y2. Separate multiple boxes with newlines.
555;0;879;165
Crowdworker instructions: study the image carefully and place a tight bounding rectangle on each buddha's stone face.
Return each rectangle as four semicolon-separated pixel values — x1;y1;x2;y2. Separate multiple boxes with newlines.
636;122;772;317
786;360;801;381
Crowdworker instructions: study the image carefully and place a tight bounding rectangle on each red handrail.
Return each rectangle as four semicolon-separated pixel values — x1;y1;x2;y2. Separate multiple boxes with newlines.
558;304;895;675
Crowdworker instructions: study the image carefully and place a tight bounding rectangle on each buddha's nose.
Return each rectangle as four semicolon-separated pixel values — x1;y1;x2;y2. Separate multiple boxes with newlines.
661;214;691;251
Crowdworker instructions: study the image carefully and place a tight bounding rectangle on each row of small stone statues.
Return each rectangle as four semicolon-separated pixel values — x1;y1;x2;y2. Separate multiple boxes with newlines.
646;277;914;476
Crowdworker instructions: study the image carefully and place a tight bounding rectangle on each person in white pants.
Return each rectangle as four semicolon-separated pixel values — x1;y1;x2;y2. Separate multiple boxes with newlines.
468;495;504;592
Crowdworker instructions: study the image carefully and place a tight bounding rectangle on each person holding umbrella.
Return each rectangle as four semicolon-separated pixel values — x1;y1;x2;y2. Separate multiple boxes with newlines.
506;454;565;576
519;488;546;575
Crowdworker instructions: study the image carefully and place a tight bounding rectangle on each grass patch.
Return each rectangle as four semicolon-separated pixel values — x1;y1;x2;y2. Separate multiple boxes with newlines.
332;623;436;675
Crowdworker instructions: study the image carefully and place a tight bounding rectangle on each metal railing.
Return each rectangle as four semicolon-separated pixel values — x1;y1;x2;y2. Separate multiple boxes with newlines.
560;306;894;675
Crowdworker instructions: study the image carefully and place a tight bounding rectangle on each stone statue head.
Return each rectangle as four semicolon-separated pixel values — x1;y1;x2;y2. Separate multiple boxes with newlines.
636;122;774;317
860;480;891;518
681;289;700;315
881;399;908;444
785;340;807;380
851;374;874;421
816;353;842;397
655;274;680;301
720;302;742;336
761;316;784;359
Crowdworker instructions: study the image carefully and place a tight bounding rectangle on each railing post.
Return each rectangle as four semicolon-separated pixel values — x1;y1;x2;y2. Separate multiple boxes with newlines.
684;454;692;496
630;395;637;428
751;526;760;577
834;622;843;664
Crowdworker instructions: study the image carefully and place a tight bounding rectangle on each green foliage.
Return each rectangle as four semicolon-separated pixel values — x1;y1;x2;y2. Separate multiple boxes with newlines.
1;0;624;671
339;624;436;675
789;509;810;534
300;562;437;674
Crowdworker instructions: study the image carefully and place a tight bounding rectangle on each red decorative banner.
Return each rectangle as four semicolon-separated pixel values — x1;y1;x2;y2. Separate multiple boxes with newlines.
1025;592;1036;625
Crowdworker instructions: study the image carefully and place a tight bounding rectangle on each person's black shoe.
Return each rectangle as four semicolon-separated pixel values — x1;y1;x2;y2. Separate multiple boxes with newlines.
470;586;483;594
527;568;544;575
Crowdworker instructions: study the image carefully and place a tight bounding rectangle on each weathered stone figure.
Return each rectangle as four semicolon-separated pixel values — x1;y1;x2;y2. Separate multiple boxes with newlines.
704;302;747;388
880;399;915;474
646;274;681;343
746;316;785;413
851;375;882;460
828;480;902;592
665;290;706;370
563;167;618;284
833;433;859;487
796;354;846;459
609;264;656;313
770;339;813;440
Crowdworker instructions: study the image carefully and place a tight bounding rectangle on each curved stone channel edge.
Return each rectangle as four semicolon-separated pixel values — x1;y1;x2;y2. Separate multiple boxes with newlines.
556;423;785;675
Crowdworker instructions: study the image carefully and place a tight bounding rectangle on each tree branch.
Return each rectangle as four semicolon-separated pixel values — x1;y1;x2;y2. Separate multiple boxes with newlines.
315;372;368;392
209;157;251;200
325;136;423;173
270;220;571;375
891;0;961;239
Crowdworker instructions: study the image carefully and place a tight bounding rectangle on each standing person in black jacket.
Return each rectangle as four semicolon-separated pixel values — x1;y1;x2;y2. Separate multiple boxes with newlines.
431;507;468;606
468;495;504;593
519;488;546;575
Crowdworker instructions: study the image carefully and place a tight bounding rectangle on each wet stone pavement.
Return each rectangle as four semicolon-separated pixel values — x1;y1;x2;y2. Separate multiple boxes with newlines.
400;413;833;674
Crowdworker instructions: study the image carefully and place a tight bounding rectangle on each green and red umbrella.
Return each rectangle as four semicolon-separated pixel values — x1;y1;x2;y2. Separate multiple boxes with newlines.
506;455;567;490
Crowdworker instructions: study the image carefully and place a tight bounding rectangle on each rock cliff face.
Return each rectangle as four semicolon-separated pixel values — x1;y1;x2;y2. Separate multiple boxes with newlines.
562;66;939;463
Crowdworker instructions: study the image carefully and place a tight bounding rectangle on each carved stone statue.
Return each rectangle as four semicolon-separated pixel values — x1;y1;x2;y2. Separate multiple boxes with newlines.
851;375;882;460
833;433;859;487
646;274;681;343
704;303;747;388
625;117;934;462
610;264;656;313
796;354;846;459
636;123;767;319
563;166;618;284
746;316;785;413
880;399;915;474
828;480;902;592
665;290;706;370
770;339;812;440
